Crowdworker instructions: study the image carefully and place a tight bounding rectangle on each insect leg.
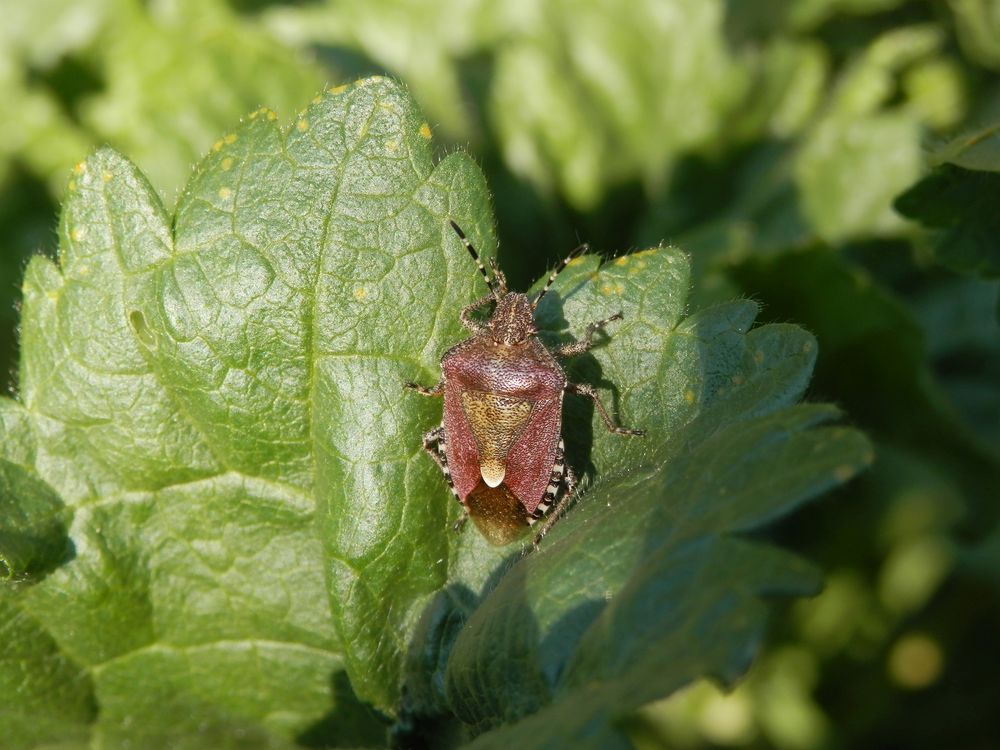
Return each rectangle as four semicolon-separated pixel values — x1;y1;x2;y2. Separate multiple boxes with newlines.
532;442;578;545
405;378;445;397
567;382;644;436
421;426;453;487
422;426;468;532
554;312;623;358
530;439;568;522
459;294;496;334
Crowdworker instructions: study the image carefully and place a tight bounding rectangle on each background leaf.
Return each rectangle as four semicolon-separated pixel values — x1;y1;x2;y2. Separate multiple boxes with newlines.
895;114;1000;277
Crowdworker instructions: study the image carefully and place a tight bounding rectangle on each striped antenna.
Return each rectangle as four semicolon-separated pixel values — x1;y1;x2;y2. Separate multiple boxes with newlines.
450;221;498;298
488;257;508;296
532;243;588;309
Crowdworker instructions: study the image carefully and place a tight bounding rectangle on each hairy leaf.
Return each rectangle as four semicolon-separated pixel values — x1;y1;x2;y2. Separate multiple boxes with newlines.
0;77;871;747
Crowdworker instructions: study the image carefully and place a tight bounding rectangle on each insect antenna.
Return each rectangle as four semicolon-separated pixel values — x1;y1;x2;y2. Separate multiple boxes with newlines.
532;242;589;309
488;257;509;296
450;221;500;299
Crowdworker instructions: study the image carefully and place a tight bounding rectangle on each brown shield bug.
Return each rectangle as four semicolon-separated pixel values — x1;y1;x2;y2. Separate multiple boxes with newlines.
406;221;643;545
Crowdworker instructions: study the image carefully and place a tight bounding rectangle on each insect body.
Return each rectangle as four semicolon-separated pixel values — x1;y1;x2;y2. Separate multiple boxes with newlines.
406;222;643;545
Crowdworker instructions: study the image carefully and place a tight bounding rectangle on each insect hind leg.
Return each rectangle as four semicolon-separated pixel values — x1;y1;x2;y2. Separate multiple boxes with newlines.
530;440;578;545
422;426;468;529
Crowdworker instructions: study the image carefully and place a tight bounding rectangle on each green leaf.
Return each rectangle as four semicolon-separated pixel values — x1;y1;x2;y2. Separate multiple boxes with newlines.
728;247;1000;530
0;593;95;750
895;116;1000;277
792;25;941;243
1;77;871;746
445;402;866;744
266;0;750;210
0;464;68;583
80;0;327;198
910;276;1000;447
0;0;326;199
432;274;872;739
950;0;1000;71
398;248;869;744
6;79;452;747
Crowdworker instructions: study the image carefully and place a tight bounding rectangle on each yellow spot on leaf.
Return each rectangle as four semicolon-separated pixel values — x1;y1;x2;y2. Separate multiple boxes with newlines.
70;228;86;242
328;84;348;95
224;133;238;145
67;180;76;192
212;140;223;152
615;256;629;266
312;95;322;104
353;287;367;300
73;162;87;175
102;171;113;183
684;389;695;404
47;291;60;303
297;119;309;132
615;282;625;294
384;139;397;152
218;187;232;199
569;257;586;266
266;110;277;121
221;157;234;171
601;284;613;295
419;122;432;139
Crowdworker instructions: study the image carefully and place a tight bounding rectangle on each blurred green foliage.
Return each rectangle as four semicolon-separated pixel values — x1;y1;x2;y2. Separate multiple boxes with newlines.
1;0;998;747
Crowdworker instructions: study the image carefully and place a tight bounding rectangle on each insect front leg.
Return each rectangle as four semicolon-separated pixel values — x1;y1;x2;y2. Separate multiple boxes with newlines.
567;381;644;436
421;426;468;531
459;294;496;334
404;378;445;397
554;312;624;358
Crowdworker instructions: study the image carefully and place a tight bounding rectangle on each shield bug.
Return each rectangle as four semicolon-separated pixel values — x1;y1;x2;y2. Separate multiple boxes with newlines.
406;221;643;545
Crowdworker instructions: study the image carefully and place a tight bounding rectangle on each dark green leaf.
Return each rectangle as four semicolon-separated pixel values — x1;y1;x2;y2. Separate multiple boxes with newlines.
729;247;1000;532
895;166;1000;276
895;118;1000;277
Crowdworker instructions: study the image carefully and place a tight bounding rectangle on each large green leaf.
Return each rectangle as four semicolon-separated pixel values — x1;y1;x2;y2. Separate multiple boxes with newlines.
0;77;870;747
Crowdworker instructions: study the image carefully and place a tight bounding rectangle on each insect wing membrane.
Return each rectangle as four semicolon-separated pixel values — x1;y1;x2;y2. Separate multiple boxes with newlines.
466;481;531;546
